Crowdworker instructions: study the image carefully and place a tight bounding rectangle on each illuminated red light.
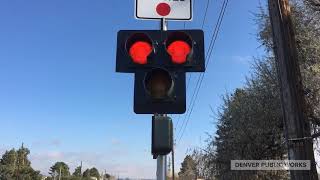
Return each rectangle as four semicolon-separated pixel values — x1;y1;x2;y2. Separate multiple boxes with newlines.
167;41;191;64
129;41;152;65
156;3;171;16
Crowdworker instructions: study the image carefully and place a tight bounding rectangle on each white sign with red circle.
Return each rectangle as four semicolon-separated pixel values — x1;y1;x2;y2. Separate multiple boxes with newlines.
135;0;192;20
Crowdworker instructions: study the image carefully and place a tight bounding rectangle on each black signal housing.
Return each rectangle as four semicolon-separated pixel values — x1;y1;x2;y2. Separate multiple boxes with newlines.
115;29;205;114
116;30;205;73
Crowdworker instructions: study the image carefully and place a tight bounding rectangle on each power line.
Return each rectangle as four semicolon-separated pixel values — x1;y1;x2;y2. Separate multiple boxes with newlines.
177;0;227;141
175;73;192;129
175;0;212;138
201;0;210;29
175;0;208;132
178;0;229;144
178;0;228;145
183;0;196;29
177;0;229;145
175;74;192;130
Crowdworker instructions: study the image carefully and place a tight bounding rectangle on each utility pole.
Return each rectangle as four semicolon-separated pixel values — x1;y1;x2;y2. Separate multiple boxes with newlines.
268;0;318;179
80;161;83;180
172;141;175;180
58;166;61;180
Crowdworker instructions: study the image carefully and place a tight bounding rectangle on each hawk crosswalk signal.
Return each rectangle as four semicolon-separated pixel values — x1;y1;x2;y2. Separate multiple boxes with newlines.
116;30;205;114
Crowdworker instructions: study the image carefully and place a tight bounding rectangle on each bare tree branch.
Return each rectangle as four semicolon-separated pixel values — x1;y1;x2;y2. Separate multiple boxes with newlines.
312;131;320;139
309;115;320;126
305;0;320;11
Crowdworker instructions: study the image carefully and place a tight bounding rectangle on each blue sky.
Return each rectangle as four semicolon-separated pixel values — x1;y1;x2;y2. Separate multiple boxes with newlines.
0;0;265;178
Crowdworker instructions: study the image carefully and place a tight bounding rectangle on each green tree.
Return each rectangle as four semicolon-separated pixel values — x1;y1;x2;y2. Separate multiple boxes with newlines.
16;144;31;168
82;167;100;180
0;149;17;178
178;155;197;180
212;78;287;179
199;0;320;179
72;166;82;177
0;145;41;180
89;167;100;180
49;162;70;178
82;168;90;178
104;173;111;179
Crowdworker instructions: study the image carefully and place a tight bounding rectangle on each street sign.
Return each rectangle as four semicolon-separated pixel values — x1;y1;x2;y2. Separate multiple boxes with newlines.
135;0;192;20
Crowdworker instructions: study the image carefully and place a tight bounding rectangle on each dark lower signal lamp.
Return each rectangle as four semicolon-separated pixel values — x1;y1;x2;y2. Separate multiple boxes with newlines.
144;68;174;100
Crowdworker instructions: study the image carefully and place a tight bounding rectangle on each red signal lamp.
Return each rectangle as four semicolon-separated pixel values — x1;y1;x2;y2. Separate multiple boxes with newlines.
167;41;191;64
129;41;153;65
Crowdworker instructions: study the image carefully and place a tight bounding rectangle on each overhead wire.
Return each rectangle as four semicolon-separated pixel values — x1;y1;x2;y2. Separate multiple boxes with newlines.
176;0;210;139
201;0;210;29
177;0;229;145
176;0;229;145
172;1;228;176
176;0;221;141
176;0;210;130
175;0;198;130
175;0;210;132
183;0;196;30
173;0;220;177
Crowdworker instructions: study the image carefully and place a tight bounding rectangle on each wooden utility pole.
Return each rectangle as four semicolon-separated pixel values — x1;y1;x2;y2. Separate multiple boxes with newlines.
172;142;175;180
58;166;62;180
80;161;83;180
268;0;318;179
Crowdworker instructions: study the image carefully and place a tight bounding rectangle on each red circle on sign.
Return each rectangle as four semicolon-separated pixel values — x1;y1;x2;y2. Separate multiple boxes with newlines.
156;3;171;16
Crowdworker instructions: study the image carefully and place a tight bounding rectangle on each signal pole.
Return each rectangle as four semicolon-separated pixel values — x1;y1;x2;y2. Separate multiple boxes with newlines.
155;18;168;180
268;0;317;179
155;114;168;180
161;18;168;31
157;153;167;180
